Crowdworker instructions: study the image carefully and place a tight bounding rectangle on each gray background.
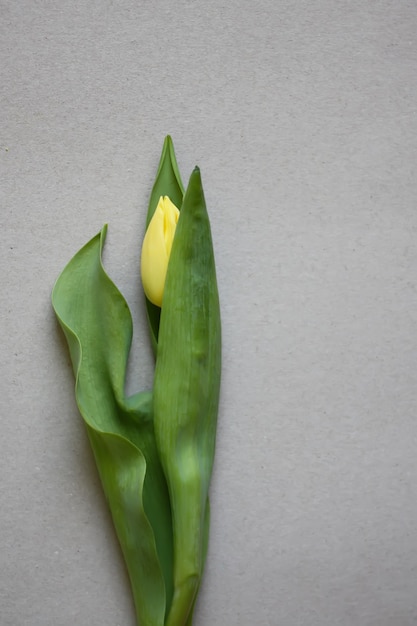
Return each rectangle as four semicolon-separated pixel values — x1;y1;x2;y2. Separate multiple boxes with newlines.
1;1;417;625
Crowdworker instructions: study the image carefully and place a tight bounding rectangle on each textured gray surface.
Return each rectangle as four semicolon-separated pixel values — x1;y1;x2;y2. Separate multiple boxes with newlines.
1;1;417;625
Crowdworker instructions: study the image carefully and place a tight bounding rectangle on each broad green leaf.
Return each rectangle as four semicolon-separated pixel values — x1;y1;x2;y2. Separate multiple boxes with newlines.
153;168;221;626
145;136;185;352
52;227;173;626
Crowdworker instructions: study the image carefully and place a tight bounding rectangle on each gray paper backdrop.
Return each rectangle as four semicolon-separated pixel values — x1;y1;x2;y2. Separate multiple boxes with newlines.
1;1;417;625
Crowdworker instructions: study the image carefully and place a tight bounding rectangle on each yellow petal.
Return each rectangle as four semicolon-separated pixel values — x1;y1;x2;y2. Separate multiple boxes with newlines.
141;196;180;307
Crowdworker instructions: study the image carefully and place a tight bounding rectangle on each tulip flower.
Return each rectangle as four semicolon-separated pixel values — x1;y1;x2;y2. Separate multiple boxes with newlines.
51;136;221;626
141;195;180;307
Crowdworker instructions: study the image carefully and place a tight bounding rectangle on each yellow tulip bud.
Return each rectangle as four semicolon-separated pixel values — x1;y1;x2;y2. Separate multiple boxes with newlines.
141;195;180;307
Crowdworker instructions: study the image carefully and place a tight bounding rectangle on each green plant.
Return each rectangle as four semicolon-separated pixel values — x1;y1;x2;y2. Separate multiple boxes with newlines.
52;136;221;626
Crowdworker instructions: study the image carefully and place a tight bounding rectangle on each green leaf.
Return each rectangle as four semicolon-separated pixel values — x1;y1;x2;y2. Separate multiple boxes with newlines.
183;499;210;626
145;136;185;352
153;168;221;626
52;226;173;626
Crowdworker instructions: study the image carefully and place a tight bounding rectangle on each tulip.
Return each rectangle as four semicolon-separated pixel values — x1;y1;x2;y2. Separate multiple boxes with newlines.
141;195;180;307
52;137;221;626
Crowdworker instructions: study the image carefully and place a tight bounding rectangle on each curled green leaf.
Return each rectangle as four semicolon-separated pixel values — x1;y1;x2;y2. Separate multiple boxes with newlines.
52;227;174;625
